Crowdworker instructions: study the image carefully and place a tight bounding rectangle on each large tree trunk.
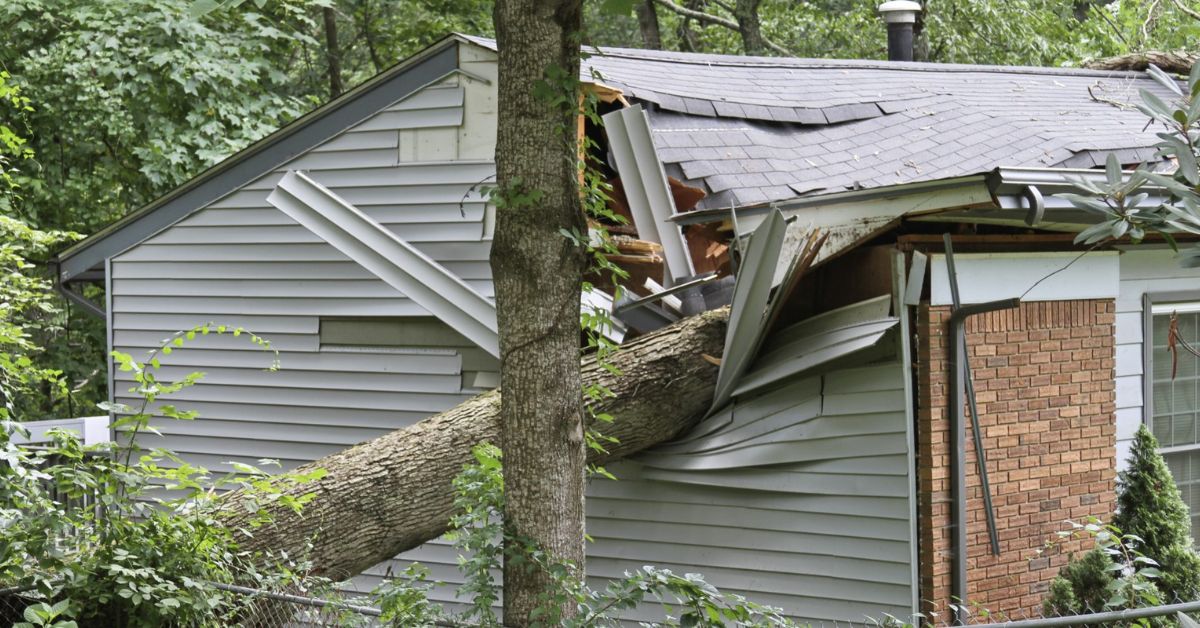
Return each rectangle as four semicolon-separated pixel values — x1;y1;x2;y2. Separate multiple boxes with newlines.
491;0;587;623
322;6;344;99
636;0;663;50
733;0;765;55
219;308;727;593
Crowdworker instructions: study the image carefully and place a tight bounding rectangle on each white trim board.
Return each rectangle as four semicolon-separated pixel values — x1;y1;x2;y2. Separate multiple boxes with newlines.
929;251;1119;306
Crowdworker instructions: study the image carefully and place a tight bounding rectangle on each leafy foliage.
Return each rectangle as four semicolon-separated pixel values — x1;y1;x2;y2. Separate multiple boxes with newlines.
0;0;321;233
0;325;324;627
1043;548;1114;616
1057;60;1200;262
1042;519;1165;621
1042;426;1200;618
588;0;1197;66
0;81;84;423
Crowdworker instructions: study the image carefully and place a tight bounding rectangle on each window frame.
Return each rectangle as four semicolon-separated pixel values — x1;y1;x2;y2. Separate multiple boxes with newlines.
1141;291;1200;542
1141;291;1200;425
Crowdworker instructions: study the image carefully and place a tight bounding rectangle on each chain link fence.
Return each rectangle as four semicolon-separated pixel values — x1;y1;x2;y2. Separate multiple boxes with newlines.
0;581;392;627
3;579;1199;627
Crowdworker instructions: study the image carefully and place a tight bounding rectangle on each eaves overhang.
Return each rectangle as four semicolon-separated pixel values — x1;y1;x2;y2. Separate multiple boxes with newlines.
54;34;478;284
912;166;1172;232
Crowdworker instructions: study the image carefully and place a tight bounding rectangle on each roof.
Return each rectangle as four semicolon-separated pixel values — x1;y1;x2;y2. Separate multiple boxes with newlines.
61;33;1177;280
585;48;1173;209
465;36;1172;210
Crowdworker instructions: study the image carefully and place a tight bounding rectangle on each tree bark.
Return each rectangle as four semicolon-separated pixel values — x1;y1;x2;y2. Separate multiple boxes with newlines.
1083;50;1200;74
219;308;727;585
322;6;344;99
733;0;765;55
636;0;663;50
490;1;588;622
650;0;790;55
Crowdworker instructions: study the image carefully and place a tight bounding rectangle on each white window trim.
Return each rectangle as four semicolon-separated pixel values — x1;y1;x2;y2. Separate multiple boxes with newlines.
1142;292;1200;542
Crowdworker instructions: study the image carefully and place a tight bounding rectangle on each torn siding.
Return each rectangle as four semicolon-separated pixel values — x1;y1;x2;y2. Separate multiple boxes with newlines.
607;358;914;623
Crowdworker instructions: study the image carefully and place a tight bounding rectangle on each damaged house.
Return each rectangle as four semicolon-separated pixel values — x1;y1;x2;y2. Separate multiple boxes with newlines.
49;25;1198;624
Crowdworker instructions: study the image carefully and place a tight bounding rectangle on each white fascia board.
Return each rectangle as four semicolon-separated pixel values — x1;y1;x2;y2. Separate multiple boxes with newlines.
929;250;1119;306
603;105;694;285
268;171;499;357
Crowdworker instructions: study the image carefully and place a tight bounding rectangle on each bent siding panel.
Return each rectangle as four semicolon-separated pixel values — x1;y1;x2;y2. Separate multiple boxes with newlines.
580;361;915;625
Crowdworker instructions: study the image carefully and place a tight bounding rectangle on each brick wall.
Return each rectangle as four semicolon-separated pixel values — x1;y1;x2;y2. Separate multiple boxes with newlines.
917;300;1117;616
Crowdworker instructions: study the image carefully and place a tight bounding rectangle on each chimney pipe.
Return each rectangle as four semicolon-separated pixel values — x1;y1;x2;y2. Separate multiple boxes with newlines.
879;1;921;62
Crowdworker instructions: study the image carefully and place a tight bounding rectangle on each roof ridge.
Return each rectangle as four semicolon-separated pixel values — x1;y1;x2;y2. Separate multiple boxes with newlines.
584;46;1155;79
459;33;1159;80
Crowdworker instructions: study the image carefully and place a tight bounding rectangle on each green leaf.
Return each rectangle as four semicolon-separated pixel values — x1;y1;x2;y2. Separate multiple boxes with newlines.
599;0;636;15
1106;153;1122;186
1141;89;1176;120
188;0;222;18
1147;64;1183;97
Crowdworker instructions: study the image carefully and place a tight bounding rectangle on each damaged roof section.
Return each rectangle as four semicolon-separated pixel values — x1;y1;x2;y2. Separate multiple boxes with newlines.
576;46;1177;210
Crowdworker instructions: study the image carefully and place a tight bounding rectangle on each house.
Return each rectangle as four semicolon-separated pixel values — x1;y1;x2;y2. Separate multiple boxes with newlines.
51;31;1197;624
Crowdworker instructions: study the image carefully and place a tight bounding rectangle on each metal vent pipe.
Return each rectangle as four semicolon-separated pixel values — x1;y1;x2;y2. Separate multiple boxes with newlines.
879;1;922;62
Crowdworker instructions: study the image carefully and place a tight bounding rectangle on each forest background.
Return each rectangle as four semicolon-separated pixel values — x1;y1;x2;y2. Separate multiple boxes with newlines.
1;0;1197;423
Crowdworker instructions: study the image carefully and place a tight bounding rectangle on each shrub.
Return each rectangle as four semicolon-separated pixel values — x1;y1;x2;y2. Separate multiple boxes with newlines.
0;325;324;627
1043;548;1113;616
1113;425;1200;602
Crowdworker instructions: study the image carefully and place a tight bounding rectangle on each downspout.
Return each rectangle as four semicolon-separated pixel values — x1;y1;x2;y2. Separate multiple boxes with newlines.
943;234;1019;623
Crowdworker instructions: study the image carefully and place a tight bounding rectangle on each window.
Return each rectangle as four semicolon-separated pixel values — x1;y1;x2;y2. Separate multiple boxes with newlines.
1149;301;1200;541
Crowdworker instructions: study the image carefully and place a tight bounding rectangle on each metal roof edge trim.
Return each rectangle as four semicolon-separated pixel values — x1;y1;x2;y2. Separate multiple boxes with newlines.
56;35;471;281
670;174;991;226
987;165;1170;195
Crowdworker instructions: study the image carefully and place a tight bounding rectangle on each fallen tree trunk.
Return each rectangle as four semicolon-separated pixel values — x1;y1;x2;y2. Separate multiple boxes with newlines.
219;307;728;581
1083;51;1200;74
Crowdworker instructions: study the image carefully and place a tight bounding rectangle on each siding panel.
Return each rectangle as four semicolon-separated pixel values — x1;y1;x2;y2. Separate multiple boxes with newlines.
1115;248;1200;469
588;361;915;624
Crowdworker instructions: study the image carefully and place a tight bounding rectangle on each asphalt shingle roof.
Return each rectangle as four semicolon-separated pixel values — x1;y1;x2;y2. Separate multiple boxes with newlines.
580;47;1173;209
461;35;1174;210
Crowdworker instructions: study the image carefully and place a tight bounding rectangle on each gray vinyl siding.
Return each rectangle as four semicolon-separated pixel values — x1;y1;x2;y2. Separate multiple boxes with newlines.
608;361;914;624
1115;248;1200;468
340;360;915;625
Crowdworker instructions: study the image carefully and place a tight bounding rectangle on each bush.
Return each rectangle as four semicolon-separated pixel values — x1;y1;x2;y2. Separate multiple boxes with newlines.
1043;549;1113;616
0;326;324;627
1113;425;1200;602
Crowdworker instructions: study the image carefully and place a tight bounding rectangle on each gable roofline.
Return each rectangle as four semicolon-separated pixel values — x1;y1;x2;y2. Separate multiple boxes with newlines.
56;33;487;283
456;34;1150;79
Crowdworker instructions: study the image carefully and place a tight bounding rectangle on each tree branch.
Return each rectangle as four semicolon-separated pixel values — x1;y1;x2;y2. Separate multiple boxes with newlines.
1083;50;1200;74
648;0;791;55
1171;0;1200;22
